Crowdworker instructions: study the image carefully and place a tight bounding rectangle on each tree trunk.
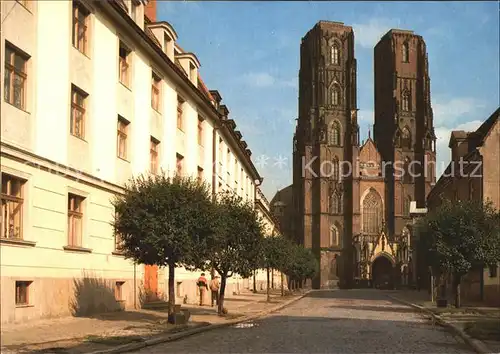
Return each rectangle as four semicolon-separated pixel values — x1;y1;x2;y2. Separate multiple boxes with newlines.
266;267;271;302
281;272;284;297
454;274;462;308
218;274;227;316
253;270;257;293
167;262;176;324
271;269;274;289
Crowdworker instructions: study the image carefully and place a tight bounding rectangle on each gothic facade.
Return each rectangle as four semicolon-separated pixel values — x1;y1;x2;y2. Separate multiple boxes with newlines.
292;21;436;289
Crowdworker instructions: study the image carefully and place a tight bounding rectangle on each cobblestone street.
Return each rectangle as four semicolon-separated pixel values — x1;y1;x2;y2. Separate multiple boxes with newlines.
134;289;472;353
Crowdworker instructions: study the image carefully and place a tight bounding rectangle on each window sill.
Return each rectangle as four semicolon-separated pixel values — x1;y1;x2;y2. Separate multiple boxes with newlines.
63;245;92;253
112;251;125;256
4;100;30;114
0;238;36;247
70;133;88;143
117;156;130;163
72;45;91;60
119;81;132;91
16;304;34;309
151;107;162;114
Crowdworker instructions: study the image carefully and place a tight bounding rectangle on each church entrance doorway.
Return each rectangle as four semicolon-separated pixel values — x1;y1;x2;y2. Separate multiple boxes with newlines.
372;256;394;289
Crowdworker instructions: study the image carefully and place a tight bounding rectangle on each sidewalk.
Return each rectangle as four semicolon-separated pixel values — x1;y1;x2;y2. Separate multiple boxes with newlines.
389;289;500;353
1;289;306;354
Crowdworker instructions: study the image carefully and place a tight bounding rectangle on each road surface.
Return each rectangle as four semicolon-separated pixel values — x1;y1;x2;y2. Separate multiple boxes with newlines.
133;289;471;353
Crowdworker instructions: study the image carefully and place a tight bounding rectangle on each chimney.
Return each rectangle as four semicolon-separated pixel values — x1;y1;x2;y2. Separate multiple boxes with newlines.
449;131;470;161
144;0;157;22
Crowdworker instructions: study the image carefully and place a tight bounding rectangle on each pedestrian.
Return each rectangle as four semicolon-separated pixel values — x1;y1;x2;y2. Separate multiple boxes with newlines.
210;275;220;307
197;273;209;306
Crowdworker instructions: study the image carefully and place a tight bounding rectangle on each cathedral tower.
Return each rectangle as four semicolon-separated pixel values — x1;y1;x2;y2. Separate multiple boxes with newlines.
373;29;436;237
293;21;358;289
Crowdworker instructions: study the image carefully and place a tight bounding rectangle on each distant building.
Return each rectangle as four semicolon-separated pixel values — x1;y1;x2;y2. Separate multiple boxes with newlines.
291;21;436;289
427;108;499;306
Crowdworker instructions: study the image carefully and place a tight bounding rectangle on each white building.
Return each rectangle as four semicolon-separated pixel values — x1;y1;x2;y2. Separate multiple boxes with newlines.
0;0;261;324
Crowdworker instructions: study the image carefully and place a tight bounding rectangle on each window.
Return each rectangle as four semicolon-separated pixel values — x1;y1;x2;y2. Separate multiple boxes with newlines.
68;194;84;247
330;225;338;246
489;264;498;278
329;121;341;146
218;138;223;174
197;116;204;146
177;96;184;130
362;189;382;234
15;281;31;306
115;281;125;301
4;43;28;110
402;42;409;63
401;127;411;149
72;1;89;55
402;91;411;111
130;0;138;21
331;45;340;65
114;230;122;253
151;73;161;111
332;157;340;181
176;154;184;175
70;85;87;139
163;33;171;53
197;167;203;182
1;174;24;240
116;116;129;159
119;42;131;87
330;192;342;214
331;85;341;106
150;138;159;174
403;196;411;216
189;62;196;81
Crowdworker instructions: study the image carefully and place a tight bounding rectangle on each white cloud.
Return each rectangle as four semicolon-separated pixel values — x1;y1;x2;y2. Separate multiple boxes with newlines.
240;72;298;89
435;120;483;177
241;72;276;87
352;18;401;48
433;97;485;127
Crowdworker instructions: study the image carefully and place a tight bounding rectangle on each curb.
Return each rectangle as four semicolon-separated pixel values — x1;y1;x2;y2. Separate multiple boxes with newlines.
88;290;312;354
387;295;493;354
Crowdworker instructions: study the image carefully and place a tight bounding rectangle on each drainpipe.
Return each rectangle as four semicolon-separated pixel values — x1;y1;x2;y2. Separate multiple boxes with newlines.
253;179;263;293
210;125;218;283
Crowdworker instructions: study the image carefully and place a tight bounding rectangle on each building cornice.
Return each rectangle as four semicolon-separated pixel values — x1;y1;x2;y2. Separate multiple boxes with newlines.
1;142;124;195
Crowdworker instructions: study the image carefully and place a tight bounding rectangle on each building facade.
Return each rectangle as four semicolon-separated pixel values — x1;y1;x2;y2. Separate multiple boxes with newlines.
426;108;499;306
292;21;436;289
1;0;261;324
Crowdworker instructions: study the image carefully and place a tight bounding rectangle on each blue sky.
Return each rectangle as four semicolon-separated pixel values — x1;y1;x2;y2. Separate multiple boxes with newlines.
157;1;499;200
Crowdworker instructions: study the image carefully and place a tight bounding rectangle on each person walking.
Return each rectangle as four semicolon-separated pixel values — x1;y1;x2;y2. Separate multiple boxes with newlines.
210;275;220;307
197;273;209;306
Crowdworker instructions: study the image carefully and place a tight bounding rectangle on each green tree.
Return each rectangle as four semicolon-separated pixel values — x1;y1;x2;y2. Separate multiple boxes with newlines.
112;174;213;322
283;244;318;289
417;199;500;307
260;235;292;301
191;191;264;315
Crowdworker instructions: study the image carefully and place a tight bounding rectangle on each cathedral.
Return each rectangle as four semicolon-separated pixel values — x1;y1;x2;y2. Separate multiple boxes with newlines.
290;21;437;289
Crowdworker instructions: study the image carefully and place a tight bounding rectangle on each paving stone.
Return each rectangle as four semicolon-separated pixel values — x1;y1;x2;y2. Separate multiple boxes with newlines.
133;289;473;353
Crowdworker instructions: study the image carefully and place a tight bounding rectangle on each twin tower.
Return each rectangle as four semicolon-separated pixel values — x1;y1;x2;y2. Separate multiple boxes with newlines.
291;21;436;289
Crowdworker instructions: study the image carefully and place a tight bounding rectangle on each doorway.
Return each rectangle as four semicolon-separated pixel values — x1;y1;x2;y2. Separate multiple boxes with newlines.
371;256;394;289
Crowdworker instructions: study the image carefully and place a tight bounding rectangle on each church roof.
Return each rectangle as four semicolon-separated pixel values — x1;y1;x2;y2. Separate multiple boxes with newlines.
359;136;382;162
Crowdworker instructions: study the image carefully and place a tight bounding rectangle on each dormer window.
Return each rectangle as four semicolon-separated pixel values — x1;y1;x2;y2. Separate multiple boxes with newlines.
189;62;196;82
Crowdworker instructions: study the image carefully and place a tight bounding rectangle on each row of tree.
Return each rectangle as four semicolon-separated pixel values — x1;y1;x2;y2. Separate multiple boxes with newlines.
112;174;318;320
416;199;500;307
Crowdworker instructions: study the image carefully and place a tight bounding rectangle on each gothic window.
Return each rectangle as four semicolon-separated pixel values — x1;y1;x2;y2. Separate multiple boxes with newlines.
362;189;382;234
332;156;339;181
331;85;341;106
401;127;411;149
402;91;411;111
403;196;411;216
330;191;342;214
329;224;338;246
328;121;341;146
394;130;401;148
331;44;340;65
402;42;409;63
